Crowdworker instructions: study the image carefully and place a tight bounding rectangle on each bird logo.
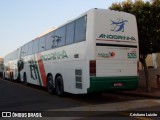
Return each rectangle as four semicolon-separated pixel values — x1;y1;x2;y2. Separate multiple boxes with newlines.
111;18;128;32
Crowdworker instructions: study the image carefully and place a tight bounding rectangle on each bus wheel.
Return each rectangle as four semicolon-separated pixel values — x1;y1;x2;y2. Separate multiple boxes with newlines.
3;72;5;80
55;76;65;96
23;73;28;85
47;75;56;94
11;72;14;81
10;73;13;81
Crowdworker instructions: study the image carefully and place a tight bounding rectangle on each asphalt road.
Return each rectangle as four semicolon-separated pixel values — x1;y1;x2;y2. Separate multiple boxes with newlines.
0;78;83;111
0;78;160;120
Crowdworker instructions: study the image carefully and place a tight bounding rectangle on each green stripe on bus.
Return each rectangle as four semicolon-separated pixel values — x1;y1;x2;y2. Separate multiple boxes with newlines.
87;76;139;93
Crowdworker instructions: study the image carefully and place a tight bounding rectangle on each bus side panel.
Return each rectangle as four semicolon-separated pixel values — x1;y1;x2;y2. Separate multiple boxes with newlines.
20;55;39;85
43;42;87;94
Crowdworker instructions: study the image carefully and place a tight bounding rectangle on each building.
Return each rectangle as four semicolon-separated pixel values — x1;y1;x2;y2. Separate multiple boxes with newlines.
139;53;160;69
138;53;160;89
146;53;160;68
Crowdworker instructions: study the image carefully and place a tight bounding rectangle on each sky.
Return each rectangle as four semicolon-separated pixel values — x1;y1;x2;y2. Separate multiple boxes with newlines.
0;0;149;57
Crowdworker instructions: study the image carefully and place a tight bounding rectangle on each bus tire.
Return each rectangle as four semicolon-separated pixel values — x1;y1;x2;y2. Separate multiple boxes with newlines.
47;75;56;94
55;76;65;96
12;72;14;81
10;73;13;81
3;72;6;80
23;73;28;85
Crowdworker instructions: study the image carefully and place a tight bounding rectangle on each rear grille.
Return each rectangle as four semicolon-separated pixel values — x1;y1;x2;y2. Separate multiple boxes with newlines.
75;69;82;89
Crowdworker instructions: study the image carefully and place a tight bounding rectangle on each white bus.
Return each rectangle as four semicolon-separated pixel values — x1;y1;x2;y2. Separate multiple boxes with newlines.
4;9;139;95
3;49;20;80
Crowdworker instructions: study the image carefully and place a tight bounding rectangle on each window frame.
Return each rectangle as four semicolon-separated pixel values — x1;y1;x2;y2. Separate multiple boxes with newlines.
45;31;55;50
28;41;34;55
18;15;87;57
74;16;87;43
32;39;39;54
54;26;66;48
66;21;75;45
39;36;46;52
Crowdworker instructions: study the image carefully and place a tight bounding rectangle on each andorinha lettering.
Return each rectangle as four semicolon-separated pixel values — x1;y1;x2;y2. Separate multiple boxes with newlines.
41;50;68;61
99;34;136;41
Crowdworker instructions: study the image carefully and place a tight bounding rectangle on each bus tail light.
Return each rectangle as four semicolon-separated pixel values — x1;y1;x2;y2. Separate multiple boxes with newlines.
90;60;96;76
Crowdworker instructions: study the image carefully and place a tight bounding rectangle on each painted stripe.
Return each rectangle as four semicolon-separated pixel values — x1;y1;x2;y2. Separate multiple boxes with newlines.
96;39;137;43
96;43;137;48
37;53;47;87
35;55;42;86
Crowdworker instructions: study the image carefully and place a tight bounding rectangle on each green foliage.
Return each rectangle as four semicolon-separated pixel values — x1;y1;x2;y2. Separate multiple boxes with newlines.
151;0;160;52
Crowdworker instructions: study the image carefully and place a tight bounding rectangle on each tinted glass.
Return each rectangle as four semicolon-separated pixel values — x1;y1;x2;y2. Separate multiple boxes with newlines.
33;39;39;54
15;49;18;59
66;22;74;45
39;36;46;52
75;16;86;42
12;50;17;60
28;41;33;55
46;31;54;50
54;26;66;47
21;44;28;57
24;44;29;56
21;45;25;57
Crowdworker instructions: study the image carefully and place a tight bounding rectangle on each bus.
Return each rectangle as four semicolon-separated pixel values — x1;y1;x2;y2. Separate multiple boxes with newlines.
3;9;139;95
3;49;20;80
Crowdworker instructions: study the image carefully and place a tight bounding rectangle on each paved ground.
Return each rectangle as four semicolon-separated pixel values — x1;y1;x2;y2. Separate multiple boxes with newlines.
0;78;160;120
116;87;160;99
0;78;82;111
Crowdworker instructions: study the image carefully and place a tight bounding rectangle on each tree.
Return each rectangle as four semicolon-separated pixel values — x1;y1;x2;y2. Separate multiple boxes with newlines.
151;0;160;52
109;0;160;92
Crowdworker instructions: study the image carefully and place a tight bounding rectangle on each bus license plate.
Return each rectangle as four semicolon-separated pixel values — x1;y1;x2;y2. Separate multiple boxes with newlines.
114;83;123;87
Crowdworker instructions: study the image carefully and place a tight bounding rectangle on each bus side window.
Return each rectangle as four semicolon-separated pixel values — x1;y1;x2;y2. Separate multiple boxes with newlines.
46;31;55;50
66;22;75;45
75;16;87;43
39;36;46;52
28;41;33;55
21;44;28;57
15;49;18;60
25;44;29;56
55;26;66;47
33;39;39;54
12;50;15;60
21;45;25;57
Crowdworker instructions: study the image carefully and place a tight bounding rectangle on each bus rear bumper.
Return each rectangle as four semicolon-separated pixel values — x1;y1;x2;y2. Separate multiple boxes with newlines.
87;76;139;93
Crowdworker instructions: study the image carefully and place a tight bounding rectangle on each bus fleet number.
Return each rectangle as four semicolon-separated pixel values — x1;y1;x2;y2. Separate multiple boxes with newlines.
128;53;137;58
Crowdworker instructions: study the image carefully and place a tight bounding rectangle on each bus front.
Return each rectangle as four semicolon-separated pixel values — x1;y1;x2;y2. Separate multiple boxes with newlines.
87;9;139;93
